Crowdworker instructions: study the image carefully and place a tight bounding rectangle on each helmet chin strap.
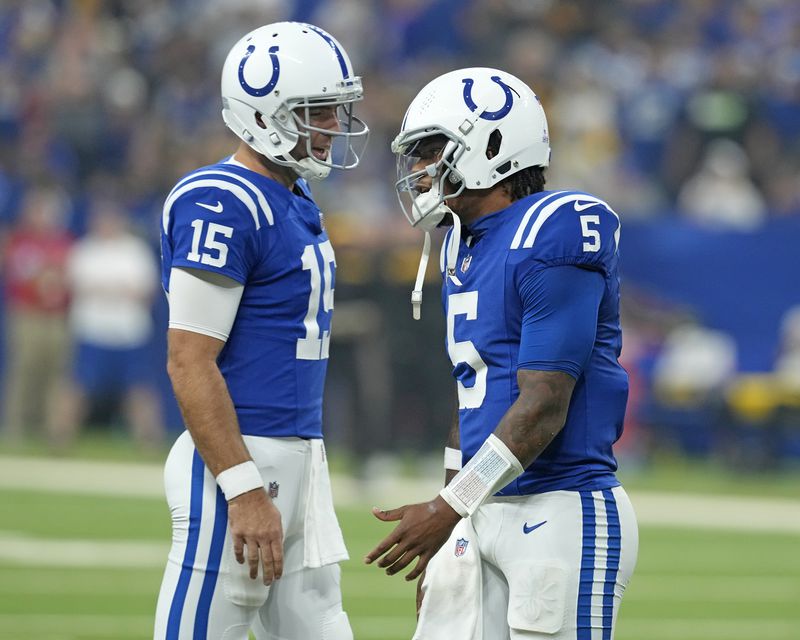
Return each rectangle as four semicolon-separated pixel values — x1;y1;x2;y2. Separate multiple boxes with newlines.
411;195;462;320
295;157;331;181
411;232;431;320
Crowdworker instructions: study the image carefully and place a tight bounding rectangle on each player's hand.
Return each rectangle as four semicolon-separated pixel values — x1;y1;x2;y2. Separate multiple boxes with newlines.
227;489;284;585
364;495;461;581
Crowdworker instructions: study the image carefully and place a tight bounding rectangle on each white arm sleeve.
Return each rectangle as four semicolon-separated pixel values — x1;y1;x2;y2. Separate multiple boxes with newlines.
167;267;244;341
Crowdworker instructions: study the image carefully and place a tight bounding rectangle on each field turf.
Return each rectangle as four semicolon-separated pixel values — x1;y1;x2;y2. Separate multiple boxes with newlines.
0;452;798;639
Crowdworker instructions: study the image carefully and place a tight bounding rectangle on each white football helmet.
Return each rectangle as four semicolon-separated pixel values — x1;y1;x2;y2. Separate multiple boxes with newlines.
221;22;369;181
392;67;550;228
392;68;550;320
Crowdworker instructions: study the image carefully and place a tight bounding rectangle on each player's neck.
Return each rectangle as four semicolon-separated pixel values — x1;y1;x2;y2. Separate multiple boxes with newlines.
232;144;297;189
453;186;514;225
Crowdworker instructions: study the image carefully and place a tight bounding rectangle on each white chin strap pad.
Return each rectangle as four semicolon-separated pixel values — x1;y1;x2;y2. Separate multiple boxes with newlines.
412;189;448;231
296;157;332;181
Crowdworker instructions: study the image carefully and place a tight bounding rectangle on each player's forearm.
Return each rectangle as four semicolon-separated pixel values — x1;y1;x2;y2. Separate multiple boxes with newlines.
446;396;460;450
437;371;575;520
492;370;575;469
168;355;251;477
445;399;460;485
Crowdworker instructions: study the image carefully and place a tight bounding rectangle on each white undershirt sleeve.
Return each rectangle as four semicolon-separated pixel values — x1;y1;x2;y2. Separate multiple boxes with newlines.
167;267;244;341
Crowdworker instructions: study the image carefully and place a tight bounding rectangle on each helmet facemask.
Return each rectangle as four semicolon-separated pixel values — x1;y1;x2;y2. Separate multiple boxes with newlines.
393;131;465;231
248;82;368;181
280;88;369;180
392;131;468;320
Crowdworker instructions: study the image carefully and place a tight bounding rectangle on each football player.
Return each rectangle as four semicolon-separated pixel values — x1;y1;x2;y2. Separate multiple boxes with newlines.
154;22;368;639
365;68;638;640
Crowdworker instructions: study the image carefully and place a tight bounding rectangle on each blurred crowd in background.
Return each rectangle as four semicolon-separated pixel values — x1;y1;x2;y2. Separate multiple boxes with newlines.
1;0;799;470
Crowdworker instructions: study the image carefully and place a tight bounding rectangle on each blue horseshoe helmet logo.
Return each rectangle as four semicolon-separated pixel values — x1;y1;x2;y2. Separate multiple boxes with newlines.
238;45;281;97
462;76;517;120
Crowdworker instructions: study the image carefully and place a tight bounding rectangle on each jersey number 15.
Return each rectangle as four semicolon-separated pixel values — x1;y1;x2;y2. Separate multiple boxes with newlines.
297;240;336;361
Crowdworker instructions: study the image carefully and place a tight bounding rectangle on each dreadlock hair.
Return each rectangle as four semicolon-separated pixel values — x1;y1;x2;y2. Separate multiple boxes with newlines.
486;129;546;201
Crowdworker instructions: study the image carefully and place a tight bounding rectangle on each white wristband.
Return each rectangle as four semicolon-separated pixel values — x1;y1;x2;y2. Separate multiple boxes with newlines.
444;447;462;471
439;434;524;518
216;461;263;501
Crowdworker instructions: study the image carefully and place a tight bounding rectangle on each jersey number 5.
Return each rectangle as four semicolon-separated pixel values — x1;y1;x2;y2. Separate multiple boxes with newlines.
580;215;601;253
447;291;488;409
297;240;336;361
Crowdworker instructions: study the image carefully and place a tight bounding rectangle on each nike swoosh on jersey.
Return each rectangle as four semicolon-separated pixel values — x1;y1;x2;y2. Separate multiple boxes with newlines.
196;200;224;213
574;201;599;212
522;520;547;534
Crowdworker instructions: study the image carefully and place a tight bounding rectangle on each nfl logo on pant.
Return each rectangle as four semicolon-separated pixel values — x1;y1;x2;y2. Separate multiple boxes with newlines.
454;538;469;557
268;481;279;499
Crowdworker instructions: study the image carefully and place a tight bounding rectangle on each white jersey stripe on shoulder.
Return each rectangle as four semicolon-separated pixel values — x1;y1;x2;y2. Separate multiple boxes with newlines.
173;169;274;226
521;194;621;250
510;191;567;250
162;179;261;233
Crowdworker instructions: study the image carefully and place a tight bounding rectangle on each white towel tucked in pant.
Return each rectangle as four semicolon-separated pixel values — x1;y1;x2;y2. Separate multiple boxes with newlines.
303;439;349;568
414;517;482;640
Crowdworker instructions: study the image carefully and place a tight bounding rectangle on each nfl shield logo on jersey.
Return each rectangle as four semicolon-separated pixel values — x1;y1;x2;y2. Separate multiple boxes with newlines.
454;538;469;557
268;481;279;499
461;255;472;274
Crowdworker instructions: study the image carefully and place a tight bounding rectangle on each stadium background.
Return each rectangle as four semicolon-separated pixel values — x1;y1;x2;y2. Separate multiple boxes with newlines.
0;1;798;639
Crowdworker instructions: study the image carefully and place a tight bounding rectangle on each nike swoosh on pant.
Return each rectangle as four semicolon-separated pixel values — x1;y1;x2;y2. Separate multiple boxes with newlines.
523;520;547;534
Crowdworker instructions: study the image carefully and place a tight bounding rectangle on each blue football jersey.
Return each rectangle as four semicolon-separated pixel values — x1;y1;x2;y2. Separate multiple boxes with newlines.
161;159;336;438
442;190;628;494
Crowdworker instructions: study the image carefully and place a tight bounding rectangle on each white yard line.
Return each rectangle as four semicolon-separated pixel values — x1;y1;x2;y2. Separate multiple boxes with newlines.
0;455;165;498
630;491;800;533
0;531;168;568
0;613;795;640
618;618;800;640
0;614;151;637
1;454;799;533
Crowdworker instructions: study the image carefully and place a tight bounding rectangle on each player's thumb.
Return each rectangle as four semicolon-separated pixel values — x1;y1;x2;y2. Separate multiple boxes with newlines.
371;505;405;521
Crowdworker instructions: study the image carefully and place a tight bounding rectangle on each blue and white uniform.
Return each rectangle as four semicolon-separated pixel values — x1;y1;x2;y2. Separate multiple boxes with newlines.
161;160;336;438
418;190;638;640
154;159;351;640
446;189;628;494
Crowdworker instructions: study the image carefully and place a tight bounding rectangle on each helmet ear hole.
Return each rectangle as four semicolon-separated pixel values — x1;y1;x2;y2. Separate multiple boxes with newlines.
486;129;502;159
495;160;512;175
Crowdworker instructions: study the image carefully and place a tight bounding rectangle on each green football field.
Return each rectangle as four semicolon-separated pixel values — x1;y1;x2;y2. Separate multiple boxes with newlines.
0;453;799;640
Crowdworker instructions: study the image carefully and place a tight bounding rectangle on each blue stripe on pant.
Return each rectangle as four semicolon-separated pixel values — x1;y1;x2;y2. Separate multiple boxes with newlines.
602;490;621;640
165;451;229;639
194;487;228;638
577;491;596;639
577;489;623;639
166;451;205;638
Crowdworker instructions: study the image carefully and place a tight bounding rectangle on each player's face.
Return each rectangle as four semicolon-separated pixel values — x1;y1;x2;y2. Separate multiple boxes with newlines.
291;104;342;163
407;136;454;195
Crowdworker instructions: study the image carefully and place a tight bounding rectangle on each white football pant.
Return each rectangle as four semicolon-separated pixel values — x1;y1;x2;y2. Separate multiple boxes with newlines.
415;486;638;640
154;431;352;640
